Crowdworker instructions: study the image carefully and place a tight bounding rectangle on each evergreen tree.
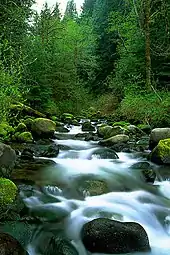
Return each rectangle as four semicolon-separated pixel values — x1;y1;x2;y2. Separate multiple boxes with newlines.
64;0;78;20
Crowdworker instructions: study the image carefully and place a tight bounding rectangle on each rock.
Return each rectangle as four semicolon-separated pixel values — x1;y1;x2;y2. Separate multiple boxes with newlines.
15;123;27;133
55;126;69;133
20;149;34;160
35;143;59;158
61;113;74;124
131;162;156;183
31;118;56;139
150;138;170;165
126;125;144;136
112;121;130;127
35;232;78;255
82;121;95;132
17;132;33;143
0;143;16;177
0;233;28;255
98;125;124;139
78;180;109;196
91;148;118;159
0;123;14;140
23;118;34;130
71;119;80;126
0;178;17;208
149;128;170;149
99;134;129;147
81;218;150;254
138;124;151;134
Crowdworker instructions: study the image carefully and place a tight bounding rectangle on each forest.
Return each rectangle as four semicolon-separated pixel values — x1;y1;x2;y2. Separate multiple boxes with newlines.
0;0;170;127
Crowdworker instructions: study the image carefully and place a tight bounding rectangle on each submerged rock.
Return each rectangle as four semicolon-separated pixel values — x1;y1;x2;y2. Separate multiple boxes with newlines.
90;148;118;159
81;218;150;254
78;180;109;196
0;232;28;255
130;162;156;183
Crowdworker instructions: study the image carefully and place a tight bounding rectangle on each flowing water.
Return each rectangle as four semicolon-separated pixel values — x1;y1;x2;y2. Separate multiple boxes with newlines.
23;126;170;255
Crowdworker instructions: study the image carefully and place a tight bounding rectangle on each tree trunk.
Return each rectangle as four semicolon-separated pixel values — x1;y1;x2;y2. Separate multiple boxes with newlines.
144;0;151;91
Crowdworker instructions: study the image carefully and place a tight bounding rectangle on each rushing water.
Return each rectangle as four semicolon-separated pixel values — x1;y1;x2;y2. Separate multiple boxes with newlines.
24;126;170;255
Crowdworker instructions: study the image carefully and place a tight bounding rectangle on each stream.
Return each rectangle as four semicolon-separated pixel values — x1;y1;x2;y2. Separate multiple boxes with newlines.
21;126;170;255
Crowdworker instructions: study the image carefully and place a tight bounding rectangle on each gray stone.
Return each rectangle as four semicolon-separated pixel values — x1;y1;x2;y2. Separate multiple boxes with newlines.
0;143;16;178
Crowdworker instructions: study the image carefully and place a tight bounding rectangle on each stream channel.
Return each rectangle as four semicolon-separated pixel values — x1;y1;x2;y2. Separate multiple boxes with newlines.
20;125;170;255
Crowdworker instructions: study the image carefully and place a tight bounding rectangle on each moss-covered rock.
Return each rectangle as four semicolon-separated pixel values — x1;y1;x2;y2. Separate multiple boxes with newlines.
137;124;151;134
112;121;130;127
78;180;109;196
98;125;124;139
31;118;56;139
99;134;129;147
17;132;33;143
23;118;34;130
0;178;17;207
0;123;14;141
15;123;27;133
82;121;95;131
61;113;74;124
150;138;170;164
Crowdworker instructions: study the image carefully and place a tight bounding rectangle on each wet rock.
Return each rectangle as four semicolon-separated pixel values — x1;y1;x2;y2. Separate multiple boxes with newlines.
0;232;28;255
0;143;16;178
91;148;118;159
55;126;69;133
110;142;133;152
75;175;109;196
20;148;34;160
99;134;129;147
31;118;56;139
150;138;170;165
149;128;170;150
131;162;156;183
35;232;78;255
34;143;59;158
81;218;151;254
82;121;95;132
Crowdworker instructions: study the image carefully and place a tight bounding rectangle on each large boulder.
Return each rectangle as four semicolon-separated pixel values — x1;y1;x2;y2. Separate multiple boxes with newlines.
149;128;170;149
99;134;129;147
0;143;16;177
81;218;150;254
0;233;28;255
98;125;124;139
150;138;170;165
31;118;56;139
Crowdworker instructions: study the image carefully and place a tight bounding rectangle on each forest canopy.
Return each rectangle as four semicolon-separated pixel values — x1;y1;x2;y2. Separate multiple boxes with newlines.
0;0;170;127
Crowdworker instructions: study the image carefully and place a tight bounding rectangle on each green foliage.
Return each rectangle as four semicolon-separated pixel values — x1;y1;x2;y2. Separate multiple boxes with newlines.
0;178;17;207
0;42;23;121
119;92;170;127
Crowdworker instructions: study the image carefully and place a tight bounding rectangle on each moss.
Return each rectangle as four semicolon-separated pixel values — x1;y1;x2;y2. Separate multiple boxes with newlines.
112;121;130;127
15;123;27;132
150;138;170;164
23;118;34;130
17;132;33;143
0;178;17;207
